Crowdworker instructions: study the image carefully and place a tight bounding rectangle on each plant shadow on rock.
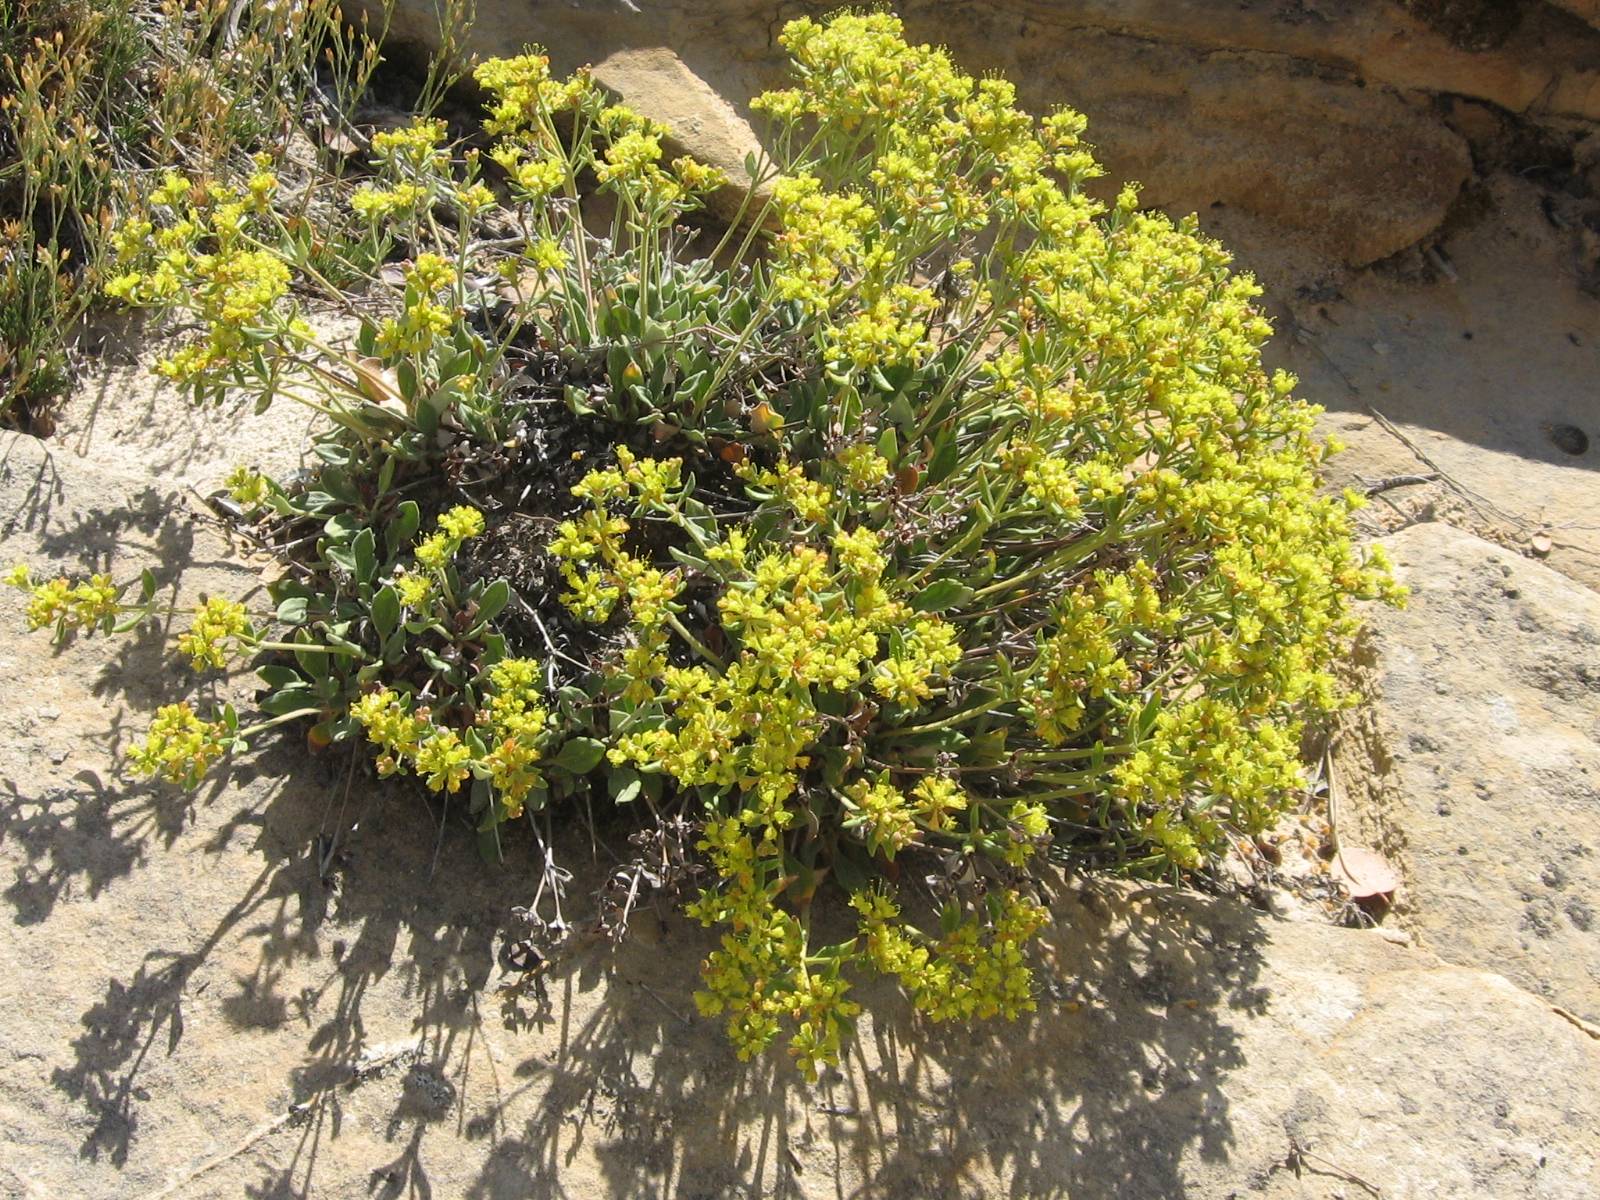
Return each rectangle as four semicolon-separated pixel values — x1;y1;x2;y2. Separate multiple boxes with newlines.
462;870;1268;1199
0;448;251;927
1;439;1272;1195
29;724;1269;1196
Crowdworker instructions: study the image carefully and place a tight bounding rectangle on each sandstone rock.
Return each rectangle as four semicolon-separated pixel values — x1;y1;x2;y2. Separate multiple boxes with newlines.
1338;521;1600;1022
378;0;1600;264
1552;0;1600;33
973;0;1600;120
932;26;1471;267
3;434;1598;1198
589;48;769;228
55;317;328;490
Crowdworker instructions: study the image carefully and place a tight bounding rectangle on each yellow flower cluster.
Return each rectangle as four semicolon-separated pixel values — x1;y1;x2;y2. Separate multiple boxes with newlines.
351;181;429;222
490;146;567;200
349;686;471;793
350;662;549;813
129;703;229;787
481;657;549;818
377;253;459;356
853;886;1046;1022
6;565;118;634
414;505;485;571
474;53;592;139
177;596;251;671
687;817;862;1078
370;120;449;171
223;465;271;508
102;172;293;384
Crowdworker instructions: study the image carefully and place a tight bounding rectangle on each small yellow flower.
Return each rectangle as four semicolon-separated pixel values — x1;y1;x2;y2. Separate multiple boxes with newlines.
177;596;251;671
129;703;228;788
223;466;270;508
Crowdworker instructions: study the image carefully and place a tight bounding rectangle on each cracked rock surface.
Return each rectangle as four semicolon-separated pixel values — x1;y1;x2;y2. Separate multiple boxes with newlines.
1338;522;1600;1022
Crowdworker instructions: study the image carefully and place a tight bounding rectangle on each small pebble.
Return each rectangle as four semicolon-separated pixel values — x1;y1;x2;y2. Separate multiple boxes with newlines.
1547;424;1589;456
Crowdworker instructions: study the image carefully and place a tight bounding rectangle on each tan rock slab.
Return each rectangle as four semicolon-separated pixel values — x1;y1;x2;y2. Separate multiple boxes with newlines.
590;47;770;228
2;433;1597;1198
1340;520;1600;1022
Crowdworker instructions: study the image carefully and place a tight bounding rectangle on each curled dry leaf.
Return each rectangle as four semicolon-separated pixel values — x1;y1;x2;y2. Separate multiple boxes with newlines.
1332;845;1402;899
317;126;363;157
349;355;403;407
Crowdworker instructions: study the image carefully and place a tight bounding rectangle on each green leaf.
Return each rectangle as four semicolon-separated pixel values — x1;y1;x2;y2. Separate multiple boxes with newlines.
927;433;960;485
911;579;975;613
886;393;916;428
260;686;318;715
548;737;605;775
276;596;310;625
387;500;421;557
476;826;504;864
370;584;400;640
325;544;357;574
352;527;377;584
476;578;510;624
415;384;451;434
668;545;710;573
607;766;642;805
257;665;303;689
1136;693;1162;738
320;512;358;540
110;610;149;635
139;568;157;602
301;491;340;514
295;635;332;682
831;845;870;894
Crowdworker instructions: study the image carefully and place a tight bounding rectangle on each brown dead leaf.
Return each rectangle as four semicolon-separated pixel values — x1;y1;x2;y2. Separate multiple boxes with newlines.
495;265;548;304
347;356;404;410
318;127;363;157
1332;846;1401;899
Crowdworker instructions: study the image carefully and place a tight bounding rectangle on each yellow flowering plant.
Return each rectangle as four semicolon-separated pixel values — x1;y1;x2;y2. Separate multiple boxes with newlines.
22;11;1405;1076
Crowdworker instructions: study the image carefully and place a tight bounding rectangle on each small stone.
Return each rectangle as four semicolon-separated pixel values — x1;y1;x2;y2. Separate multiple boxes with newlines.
402;1063;457;1115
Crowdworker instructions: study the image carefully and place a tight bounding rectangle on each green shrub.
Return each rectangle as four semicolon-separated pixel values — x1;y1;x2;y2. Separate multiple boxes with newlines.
11;11;1403;1075
0;0;406;427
